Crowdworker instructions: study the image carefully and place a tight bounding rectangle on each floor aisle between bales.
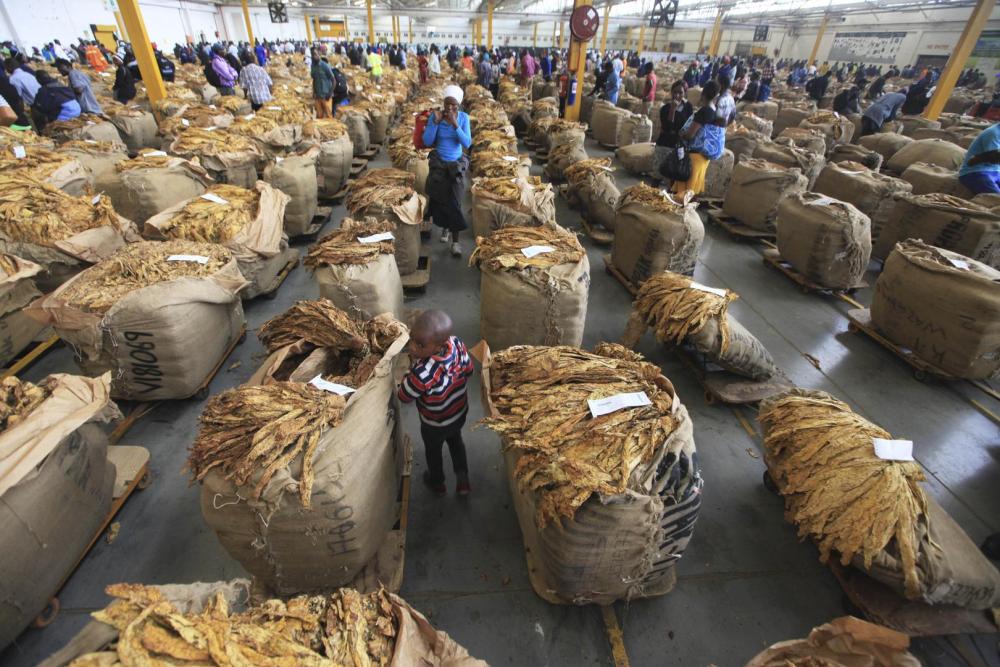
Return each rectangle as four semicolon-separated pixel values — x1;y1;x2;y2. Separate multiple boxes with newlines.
3;135;999;667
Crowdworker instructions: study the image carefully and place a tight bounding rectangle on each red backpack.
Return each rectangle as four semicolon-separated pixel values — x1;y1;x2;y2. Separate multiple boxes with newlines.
413;110;432;149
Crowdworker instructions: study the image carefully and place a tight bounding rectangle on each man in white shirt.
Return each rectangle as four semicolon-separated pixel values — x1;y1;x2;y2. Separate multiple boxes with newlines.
429;47;441;75
4;60;40;105
807;63;817;76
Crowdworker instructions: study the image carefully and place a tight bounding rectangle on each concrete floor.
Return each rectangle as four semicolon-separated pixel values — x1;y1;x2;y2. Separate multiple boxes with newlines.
3;137;1000;666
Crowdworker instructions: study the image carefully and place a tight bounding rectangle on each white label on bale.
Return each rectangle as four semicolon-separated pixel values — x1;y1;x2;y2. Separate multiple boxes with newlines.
91;194;102;204
181;118;190;126
521;245;555;258
142;150;167;157
948;258;970;270
689;281;727;297
810;195;837;206
11;145;25;159
201;193;229;205
588;391;652;418
243;114;255;120
358;232;395;243
502;155;519;162
275;156;284;163
209;104;217;109
85;139;97;144
267;106;282;110
309;375;356;396
100;72;110;77
167;254;210;264
86;120;95;125
873;438;914;462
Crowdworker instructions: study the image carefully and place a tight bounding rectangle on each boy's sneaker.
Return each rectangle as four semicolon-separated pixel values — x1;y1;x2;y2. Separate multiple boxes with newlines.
440;229;451;243
451;242;462;257
422;471;446;497
456;472;471;497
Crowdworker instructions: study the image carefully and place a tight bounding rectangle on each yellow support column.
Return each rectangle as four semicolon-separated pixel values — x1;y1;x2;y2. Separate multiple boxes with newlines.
924;0;997;120
487;0;494;50
559;17;565;50
116;0;165;104
533;23;538;47
565;0;590;121
708;8;723;56
599;3;610;56
552;20;557;47
305;14;313;42
241;0;255;45
392;15;399;44
345;15;350;40
807;13;829;67
313;17;321;41
638;23;646;56
651;25;659;52
113;11;129;42
408;17;413;44
366;0;375;45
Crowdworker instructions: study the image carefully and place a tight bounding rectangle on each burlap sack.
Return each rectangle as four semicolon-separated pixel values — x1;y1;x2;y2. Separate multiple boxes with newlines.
0;373;119;650
875;193;1000;267
250;122;302;159
580;94;595;124
703;148;735;200
745;616;920;667
616;142;656;175
617;93;642;114
354;193;426;275
723;158;808;232
799;112;855;150
687;314;780;380
29;156;89;196
104;157;212;224
316;133;354;198
547;126;586;152
828;142;883;171
592;101;627;146
315;254;403;321
109;111;159;153
618;113;653;147
612;193;704;283
897;114;942;137
29;257;248;400
368;108;390;144
59;143;129;193
544;144;589;180
910;128;963;146
776;127;827;155
900;162;972;198
0;255;44;365
471;178;556;239
754;141;825;187
477;343;702;606
972;192;1000;210
872;240;1000;380
813;162;912;245
773;106;813;138
479;253;589;350
740;101;779;122
776;192;872;289
193;151;259;188
265;153;320;237
885;138;966;173
858;132;913;163
407;155;430;195
341;110;371;156
581;172;620;231
737;111;774;138
727;126;771;163
202;333;409;596
45;118;126;152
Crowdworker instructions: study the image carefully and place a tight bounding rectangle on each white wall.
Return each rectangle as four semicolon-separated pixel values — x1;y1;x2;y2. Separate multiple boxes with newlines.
0;0;117;50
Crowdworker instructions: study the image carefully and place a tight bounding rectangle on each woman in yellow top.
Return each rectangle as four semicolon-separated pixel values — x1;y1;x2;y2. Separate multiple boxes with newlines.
367;46;383;84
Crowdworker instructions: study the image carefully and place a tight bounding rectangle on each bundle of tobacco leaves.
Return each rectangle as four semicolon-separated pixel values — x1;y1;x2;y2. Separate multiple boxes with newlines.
633;272;738;353
345;168;415;214
70;583;398;666
58;241;232;314
758;390;927;599
259;299;370;353
0;126;52;148
0;253;19;277
548;142;585;164
171;127;259;157
42;115;108;140
257;94;314;125
217;95;250;114
470;225;583;271
564;158;614;187
115;154;175;172
228;115;283;140
548;119;587;135
154;185;257;244
471;130;518;155
0;376;50;431
0;147;79;181
529;116;557;136
59;139;124;155
302;117;349;142
532;98;558;113
304;218;395;267
619;182;689;213
0;173;123;245
484;343;679;527
471;151;522;179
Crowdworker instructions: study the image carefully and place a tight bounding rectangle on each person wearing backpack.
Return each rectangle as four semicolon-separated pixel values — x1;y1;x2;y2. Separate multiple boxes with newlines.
331;66;349;111
672;80;725;197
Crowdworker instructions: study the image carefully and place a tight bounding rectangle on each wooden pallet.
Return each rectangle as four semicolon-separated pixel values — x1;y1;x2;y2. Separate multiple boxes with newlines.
705;205;775;241
534;149;549;163
845;308;957;382
321;183;350;205
349;157;368;179
32;445;151;629
674;344;795;405
401;256;431;293
1;333;61;379
419;220;433;241
359;146;379;160
762;248;866;295
602;254;638;296
695;195;724;209
256;255;300;301
581;217;614;246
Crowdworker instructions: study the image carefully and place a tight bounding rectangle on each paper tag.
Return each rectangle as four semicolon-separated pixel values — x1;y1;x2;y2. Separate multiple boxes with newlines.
873;438;914;462
181;118;190;126
948;258;970;270
91;194;102;205
810;195;837;206
376;85;382;90
309;375;356;396
243;113;256;120
588;391;652;418
200;193;229;205
142;150;168;157
689;281;727;297
100;72;110;77
86;120;95;125
521;245;555;258
358;231;395;243
11;145;25;159
267;105;282;110
204;125;216;131
85;139;97;144
209;104;217;109
502;155;519;162
275;156;284;163
167;254;209;264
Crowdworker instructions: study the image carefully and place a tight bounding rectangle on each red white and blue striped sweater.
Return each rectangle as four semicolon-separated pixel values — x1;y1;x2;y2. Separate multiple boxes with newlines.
397;336;475;427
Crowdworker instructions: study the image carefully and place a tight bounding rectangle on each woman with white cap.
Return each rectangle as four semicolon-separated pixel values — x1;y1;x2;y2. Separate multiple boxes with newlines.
422;84;472;257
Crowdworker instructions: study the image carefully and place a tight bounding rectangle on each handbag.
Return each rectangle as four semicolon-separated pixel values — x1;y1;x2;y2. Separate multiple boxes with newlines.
660;142;692;182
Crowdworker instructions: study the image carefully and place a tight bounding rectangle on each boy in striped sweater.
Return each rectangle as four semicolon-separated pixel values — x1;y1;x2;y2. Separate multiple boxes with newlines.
398;310;475;497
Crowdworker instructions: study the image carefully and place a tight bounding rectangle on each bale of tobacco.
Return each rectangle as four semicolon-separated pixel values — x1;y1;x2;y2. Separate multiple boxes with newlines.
753;140;826;188
798;110;855;150
565;158;620;232
59;581;488;666
28;241;247;400
304;217;403;321
744;616;920;667
339;106;372;156
0;254;46;367
103;153;213;224
169;126;264;188
471;225;589;350
544;142;589;181
621;271;779;380
759;388;1000;608
346;169;426;275
57;139;129;193
0;173;139;292
228;113;301;158
301;118;354;198
471;151;531;180
612;183;704;285
192;304;410;595
471;129;518;155
480;342;702;605
43;114;126;151
812;161;912;245
0;145;88;195
0;373;119;651
723;158;808;233
144;182;297;300
263;148;320;238
470;176;556;238
0;126;54;150
105;105;159;153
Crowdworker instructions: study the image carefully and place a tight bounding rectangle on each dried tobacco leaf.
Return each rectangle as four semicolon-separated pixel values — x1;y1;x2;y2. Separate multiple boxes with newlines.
0;173;124;246
470;224;583;271
633;272;738;353
345;168;415;214
619;182;689;214
0;147;78;181
0;376;50;431
564;158;613;187
304;218;395;267
155;184;257;244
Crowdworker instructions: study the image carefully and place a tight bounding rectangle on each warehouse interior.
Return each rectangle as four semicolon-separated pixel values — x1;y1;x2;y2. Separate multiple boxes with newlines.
0;0;999;665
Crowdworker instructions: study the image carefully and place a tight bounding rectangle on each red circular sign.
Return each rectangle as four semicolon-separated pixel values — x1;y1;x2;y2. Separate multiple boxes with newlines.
570;5;600;41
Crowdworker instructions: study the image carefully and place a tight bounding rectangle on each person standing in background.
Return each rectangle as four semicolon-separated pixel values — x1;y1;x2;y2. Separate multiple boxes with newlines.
111;54;136;103
654;80;693;183
210;45;238;95
429;45;441;75
603;60;620;104
55;59;101;115
255;40;267;67
423;85;472;257
672;80;725;197
418;49;429;84
238;52;272;111
641;62;657;116
367;46;383;84
310;49;334;118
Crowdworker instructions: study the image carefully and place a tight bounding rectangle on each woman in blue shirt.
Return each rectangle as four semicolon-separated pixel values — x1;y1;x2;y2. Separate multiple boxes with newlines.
422;84;472;257
959;124;1000;194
